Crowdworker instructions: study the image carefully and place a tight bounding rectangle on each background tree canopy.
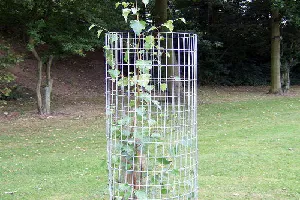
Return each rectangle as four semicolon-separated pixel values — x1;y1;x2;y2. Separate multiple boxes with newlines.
174;0;300;87
0;0;125;114
1;0;300;104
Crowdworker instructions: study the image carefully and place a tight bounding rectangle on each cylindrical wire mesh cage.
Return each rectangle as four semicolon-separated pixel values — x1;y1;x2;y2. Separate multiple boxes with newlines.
105;32;198;199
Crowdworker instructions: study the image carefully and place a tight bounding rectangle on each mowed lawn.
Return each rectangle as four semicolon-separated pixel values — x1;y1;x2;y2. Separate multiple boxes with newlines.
1;87;300;199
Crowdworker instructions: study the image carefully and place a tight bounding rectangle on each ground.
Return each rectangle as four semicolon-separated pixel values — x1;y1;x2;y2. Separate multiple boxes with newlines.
2;39;300;119
1;45;107;119
1;41;300;199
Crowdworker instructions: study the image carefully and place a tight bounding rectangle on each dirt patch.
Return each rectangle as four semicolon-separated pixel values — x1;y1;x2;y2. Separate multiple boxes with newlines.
2;41;107;119
13;50;106;98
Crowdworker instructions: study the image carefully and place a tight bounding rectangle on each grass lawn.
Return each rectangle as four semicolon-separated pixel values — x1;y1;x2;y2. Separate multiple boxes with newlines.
1;87;300;199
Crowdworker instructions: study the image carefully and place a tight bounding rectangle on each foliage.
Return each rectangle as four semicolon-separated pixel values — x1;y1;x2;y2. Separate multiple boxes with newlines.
0;0;125;113
173;0;300;86
0;0;125;56
0;41;22;99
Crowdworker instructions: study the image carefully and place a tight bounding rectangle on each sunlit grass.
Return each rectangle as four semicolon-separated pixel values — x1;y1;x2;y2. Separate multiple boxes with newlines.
1;87;300;199
0;116;108;199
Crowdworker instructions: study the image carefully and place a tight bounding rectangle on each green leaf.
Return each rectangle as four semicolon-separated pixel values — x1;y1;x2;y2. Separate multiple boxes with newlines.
131;8;138;15
122;145;134;156
181;137;191;147
151;100;161;110
106;50;115;68
136;60;152;73
170;169;180;175
161;188;168;194
148;119;156;126
89;24;96;30
109;33;119;43
145;35;155;49
111;125;119;132
122;130;131;137
157;157;172;165
111;155;119;164
122;8;131;22
118;77;129;87
166;52;171;58
162;20;174;32
118;115;131;125
159;36;165;41
130;20;146;35
122;2;130;8
119;183;130;191
124;50;129;63
139;50;145;54
179;18;186;24
151;133;161;138
160;83;167;92
144;85;154;92
97;30;103;38
115;2;121;8
108;69;120;79
138;74;151;87
147;26;157;32
142;0;149;7
139;92;151;102
136;107;146;116
135;190;147;199
130;100;135;107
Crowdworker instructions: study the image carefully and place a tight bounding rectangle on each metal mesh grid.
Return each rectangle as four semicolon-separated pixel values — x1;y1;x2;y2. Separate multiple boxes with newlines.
106;32;198;199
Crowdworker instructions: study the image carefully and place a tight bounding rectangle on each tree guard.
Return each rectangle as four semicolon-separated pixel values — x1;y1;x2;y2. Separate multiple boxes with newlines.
106;32;198;199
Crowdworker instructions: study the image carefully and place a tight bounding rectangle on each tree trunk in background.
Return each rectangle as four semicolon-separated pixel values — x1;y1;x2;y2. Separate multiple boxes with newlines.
281;61;290;93
154;0;181;99
30;38;54;115
270;9;281;94
43;55;53;115
154;0;168;29
30;41;43;114
36;59;43;114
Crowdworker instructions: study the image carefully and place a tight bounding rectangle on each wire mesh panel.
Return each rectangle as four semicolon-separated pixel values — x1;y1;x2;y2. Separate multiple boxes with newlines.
105;32;198;200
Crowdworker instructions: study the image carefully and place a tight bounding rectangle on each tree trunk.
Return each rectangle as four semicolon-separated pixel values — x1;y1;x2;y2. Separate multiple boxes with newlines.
166;38;181;102
281;61;290;93
270;9;281;94
154;0;181;100
154;0;168;29
36;60;43;114
43;55;53;115
30;38;54;115
30;42;43;114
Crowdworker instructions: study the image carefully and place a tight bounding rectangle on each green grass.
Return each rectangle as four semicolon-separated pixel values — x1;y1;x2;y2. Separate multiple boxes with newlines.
1;87;300;199
198;97;300;199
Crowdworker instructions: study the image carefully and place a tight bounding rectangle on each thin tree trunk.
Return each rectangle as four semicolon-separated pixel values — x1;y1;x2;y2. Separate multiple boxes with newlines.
281;62;290;93
270;9;281;94
30;40;43;114
36;60;43;114
43;55;53;115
